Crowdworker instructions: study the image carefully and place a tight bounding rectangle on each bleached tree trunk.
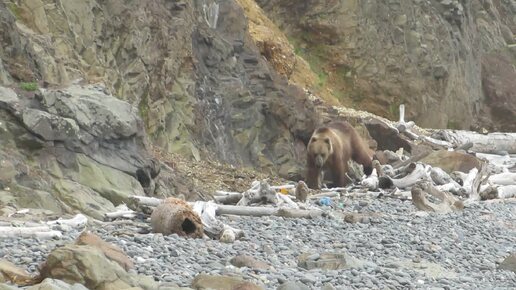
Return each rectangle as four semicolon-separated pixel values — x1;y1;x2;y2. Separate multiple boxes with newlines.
435;130;516;154
0;226;62;239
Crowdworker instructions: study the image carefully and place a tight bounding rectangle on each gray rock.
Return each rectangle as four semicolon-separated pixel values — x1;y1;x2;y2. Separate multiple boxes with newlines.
26;278;89;290
499;253;516;273
22;108;79;141
0;87;20;113
276;281;310;290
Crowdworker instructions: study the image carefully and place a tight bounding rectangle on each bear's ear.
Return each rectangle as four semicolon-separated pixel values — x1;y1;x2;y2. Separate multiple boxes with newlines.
324;137;332;152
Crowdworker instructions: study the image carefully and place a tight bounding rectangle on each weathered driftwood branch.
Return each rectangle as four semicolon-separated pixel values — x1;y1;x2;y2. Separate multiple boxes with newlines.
321;187;347;192
270;184;295;190
434;130;516;154
471;162;490;199
47;214;88;228
0;214;90;239
380;163;431;189
192;201;244;243
430;167;453;185
276;208;323;219
130;195;161;207
435;182;466;197
411;182;464;213
214;181;298;206
130;195;322;219
213;193;243;205
488;172;516;185
475;153;516;172
395;104;416;133
0;226;62;239
214;204;322;218
307;192;340;199
104;205;136;219
277;193;299;209
150;197;204;238
213;190;240;196
237;180;278;206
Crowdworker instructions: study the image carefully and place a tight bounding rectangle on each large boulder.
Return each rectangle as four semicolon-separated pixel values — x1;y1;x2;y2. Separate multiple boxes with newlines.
39;245;153;290
0;84;154;218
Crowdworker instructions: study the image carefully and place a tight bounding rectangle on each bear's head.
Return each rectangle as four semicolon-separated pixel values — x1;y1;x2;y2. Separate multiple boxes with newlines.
307;134;333;168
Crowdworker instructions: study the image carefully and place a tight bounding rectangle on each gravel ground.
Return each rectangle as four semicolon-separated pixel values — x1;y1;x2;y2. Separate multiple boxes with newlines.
1;197;515;290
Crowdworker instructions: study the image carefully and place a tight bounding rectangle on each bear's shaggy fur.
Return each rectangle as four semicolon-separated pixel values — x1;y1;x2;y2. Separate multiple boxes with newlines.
306;121;373;189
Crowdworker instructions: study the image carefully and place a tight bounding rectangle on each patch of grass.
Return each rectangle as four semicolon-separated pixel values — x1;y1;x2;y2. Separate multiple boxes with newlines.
389;102;400;117
7;3;21;20
447;120;460;130
20;82;38;91
317;71;328;88
138;95;150;126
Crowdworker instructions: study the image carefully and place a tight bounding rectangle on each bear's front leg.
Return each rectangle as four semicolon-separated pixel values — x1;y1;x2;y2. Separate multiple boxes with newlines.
306;166;322;189
332;161;351;187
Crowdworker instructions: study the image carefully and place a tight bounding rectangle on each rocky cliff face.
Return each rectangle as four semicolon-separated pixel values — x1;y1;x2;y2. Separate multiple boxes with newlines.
0;0;515;218
0;0;328;216
255;0;516;131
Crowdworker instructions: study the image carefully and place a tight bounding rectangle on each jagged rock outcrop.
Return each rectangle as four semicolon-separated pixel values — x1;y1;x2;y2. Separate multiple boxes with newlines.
0;0;327;183
0;85;157;219
255;0;516;131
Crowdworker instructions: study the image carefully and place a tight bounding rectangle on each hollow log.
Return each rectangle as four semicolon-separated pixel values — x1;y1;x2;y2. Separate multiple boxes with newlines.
150;197;204;238
434;130;516;154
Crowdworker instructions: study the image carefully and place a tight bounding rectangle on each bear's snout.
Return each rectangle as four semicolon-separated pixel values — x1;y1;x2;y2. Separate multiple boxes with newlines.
315;155;324;168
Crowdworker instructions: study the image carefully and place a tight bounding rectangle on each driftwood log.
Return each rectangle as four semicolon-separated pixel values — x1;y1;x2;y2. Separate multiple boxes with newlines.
380;163;431;189
131;195;322;219
0;226;62;239
215;204;322;218
237;180;278;206
192;201;244;242
488;172;516;185
434;130;516;154
150;197;204;238
480;185;516;200
411;182;464;213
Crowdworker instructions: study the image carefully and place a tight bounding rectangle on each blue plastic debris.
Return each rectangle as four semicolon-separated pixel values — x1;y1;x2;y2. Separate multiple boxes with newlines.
319;196;332;206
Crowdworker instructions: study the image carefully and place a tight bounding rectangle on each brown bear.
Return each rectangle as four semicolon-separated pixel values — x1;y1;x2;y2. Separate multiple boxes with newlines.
306;121;373;189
